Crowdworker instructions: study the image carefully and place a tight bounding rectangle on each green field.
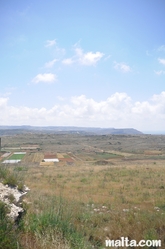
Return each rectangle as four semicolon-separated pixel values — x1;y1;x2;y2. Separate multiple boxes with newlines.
95;152;122;159
8;153;26;160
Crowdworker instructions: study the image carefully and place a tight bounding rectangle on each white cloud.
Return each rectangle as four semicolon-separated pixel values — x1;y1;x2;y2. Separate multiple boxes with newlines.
45;59;58;68
154;70;165;75
81;51;104;66
75;48;104;66
45;39;56;47
0;97;8;109
32;73;57;84
154;58;165;75
104;55;111;61
132;92;165;117
57;96;65;101
158;45;165;52
62;58;74;65
76;48;104;66
62;46;104;66
158;58;165;66
146;50;152;56
44;43;103;67
45;40;66;58
1;92;165;131
114;62;131;73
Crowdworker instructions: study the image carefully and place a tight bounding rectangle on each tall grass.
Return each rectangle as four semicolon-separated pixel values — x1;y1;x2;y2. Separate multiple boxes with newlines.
0;165;24;190
0;166;25;248
0;201;22;249
1;161;165;248
20;162;165;248
20;195;92;249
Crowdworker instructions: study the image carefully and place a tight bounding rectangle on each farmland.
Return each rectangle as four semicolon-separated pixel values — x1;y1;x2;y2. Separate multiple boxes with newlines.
1;133;165;248
8;152;26;160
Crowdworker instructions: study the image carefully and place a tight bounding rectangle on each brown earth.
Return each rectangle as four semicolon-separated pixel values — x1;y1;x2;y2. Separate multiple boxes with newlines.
44;153;57;159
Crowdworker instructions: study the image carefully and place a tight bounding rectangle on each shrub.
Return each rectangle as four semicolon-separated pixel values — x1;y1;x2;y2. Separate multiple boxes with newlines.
0;201;21;249
3;174;18;187
0;167;8;181
17;182;24;192
0;166;24;190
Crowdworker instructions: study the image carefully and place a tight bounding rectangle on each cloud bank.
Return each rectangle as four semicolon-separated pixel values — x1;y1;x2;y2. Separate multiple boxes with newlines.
1;92;165;131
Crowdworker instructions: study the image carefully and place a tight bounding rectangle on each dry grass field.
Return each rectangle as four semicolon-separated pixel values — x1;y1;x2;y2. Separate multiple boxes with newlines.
22;152;44;163
1;133;165;248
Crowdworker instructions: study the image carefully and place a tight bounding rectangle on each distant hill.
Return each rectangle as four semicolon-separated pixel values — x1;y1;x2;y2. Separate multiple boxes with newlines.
0;126;143;135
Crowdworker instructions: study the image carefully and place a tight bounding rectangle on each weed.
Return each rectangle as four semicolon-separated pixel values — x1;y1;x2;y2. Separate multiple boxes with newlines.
14;166;28;172
57;174;63;178
80;178;88;183
22;196;91;248
0;167;18;187
0;201;22;249
0;167;8;181
17;182;25;192
144;228;158;241
3;174;18;187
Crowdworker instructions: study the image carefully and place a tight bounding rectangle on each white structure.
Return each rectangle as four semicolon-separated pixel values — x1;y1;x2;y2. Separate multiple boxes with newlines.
43;159;59;162
3;160;21;164
13;152;26;154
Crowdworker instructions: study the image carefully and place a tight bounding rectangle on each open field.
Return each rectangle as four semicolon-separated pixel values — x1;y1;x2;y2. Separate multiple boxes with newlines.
21;152;44;163
1;133;165;248
8;152;26;160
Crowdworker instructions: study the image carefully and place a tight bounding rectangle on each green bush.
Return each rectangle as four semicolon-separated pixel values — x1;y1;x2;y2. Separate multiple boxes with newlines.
0;201;21;249
0;167;8;181
0;166;24;189
3;174;18;187
0;167;25;248
0;166;17;187
17;182;24;191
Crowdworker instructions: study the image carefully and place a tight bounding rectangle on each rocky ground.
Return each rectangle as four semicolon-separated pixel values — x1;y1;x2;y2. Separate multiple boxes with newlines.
0;182;29;221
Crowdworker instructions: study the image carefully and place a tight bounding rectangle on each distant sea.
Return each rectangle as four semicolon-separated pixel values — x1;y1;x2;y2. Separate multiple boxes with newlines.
143;131;165;135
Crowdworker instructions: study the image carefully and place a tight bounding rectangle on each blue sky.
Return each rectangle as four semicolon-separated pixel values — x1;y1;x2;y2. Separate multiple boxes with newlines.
1;0;165;132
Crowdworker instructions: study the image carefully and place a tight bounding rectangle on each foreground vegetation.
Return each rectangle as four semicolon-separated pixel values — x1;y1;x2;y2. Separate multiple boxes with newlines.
1;133;165;248
0;167;23;249
0;200;22;249
1;160;165;248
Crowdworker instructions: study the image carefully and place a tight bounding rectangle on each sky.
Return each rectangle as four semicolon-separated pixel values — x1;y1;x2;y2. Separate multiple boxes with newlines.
1;0;165;133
